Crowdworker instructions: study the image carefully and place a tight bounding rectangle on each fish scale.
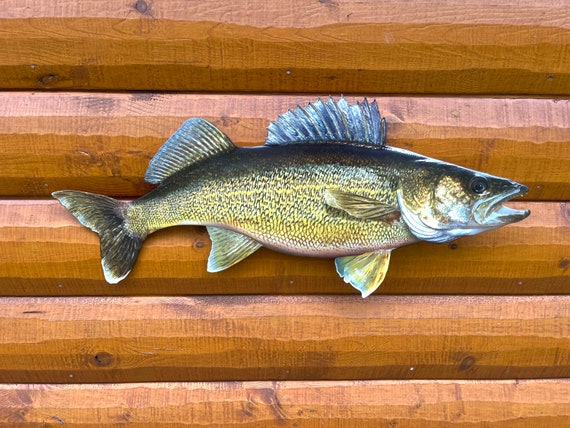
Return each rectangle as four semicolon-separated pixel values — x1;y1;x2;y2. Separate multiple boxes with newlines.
129;144;416;256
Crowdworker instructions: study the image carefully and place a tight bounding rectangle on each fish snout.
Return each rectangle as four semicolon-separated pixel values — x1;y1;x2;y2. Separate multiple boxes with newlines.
516;182;529;196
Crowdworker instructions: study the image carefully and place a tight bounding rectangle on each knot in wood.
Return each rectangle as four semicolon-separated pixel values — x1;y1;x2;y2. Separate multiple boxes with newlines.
459;355;476;371
92;352;115;367
38;74;60;86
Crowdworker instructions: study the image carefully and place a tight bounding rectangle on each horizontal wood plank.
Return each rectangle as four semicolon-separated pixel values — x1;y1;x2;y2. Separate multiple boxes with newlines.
0;1;569;94
1;200;568;295
0;93;568;199
1;380;569;426
0;295;569;383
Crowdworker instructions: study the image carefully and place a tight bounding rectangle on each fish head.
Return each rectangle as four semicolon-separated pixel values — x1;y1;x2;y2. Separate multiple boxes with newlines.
397;163;530;243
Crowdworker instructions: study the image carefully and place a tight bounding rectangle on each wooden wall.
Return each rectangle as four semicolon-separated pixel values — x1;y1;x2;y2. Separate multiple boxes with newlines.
0;1;569;426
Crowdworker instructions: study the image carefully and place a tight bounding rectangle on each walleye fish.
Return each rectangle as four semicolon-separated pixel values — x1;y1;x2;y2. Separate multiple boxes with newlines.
53;98;530;297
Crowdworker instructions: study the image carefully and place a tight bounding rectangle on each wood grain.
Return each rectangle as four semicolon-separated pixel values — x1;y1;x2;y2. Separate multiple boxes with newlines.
1;2;569;424
0;1;569;94
1;380;569;426
0;295;569;383
0;93;568;199
1;200;568;295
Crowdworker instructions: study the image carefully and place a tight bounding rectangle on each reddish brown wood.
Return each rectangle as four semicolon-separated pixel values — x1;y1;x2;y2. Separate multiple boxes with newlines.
1;380;569;426
0;3;568;424
0;295;569;383
0;1;569;94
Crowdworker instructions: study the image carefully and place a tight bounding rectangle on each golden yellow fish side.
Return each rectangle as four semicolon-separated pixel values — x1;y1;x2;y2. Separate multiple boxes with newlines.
126;145;418;257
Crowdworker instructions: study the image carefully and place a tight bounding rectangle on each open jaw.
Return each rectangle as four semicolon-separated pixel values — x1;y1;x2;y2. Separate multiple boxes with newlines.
474;184;530;227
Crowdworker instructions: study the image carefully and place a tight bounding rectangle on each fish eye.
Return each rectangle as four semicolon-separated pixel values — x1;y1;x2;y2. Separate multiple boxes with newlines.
470;177;489;194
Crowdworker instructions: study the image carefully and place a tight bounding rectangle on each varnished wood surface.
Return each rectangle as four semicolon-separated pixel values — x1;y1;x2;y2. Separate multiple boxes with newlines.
1;1;569;94
0;93;568;199
1;200;567;295
1;380;569;426
0;295;569;383
1;1;569;425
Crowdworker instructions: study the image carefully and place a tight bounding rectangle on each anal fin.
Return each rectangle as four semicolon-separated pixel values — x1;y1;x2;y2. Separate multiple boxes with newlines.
335;250;392;298
206;226;262;272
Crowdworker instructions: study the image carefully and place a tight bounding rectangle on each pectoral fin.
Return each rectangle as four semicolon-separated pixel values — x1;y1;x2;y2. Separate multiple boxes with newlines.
324;189;400;221
206;227;262;272
335;250;392;298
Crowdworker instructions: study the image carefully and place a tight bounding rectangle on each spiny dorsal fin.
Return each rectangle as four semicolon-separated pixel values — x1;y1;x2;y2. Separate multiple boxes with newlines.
266;97;386;148
206;226;262;272
145;118;236;184
335;250;392;298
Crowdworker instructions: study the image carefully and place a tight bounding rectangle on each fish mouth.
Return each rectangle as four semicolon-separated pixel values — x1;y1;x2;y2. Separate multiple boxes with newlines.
474;183;530;227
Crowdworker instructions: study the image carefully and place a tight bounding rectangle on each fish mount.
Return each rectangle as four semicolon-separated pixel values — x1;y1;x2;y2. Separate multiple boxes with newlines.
52;96;530;298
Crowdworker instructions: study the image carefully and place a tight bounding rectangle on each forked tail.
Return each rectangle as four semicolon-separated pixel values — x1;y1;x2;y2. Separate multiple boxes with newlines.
52;190;145;283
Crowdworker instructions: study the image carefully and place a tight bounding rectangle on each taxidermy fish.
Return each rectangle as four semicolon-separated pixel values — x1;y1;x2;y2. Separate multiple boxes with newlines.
53;97;530;297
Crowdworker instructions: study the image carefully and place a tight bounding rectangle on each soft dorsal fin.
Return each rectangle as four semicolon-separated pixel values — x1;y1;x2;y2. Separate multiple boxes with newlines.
145;118;236;184
266;97;386;148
